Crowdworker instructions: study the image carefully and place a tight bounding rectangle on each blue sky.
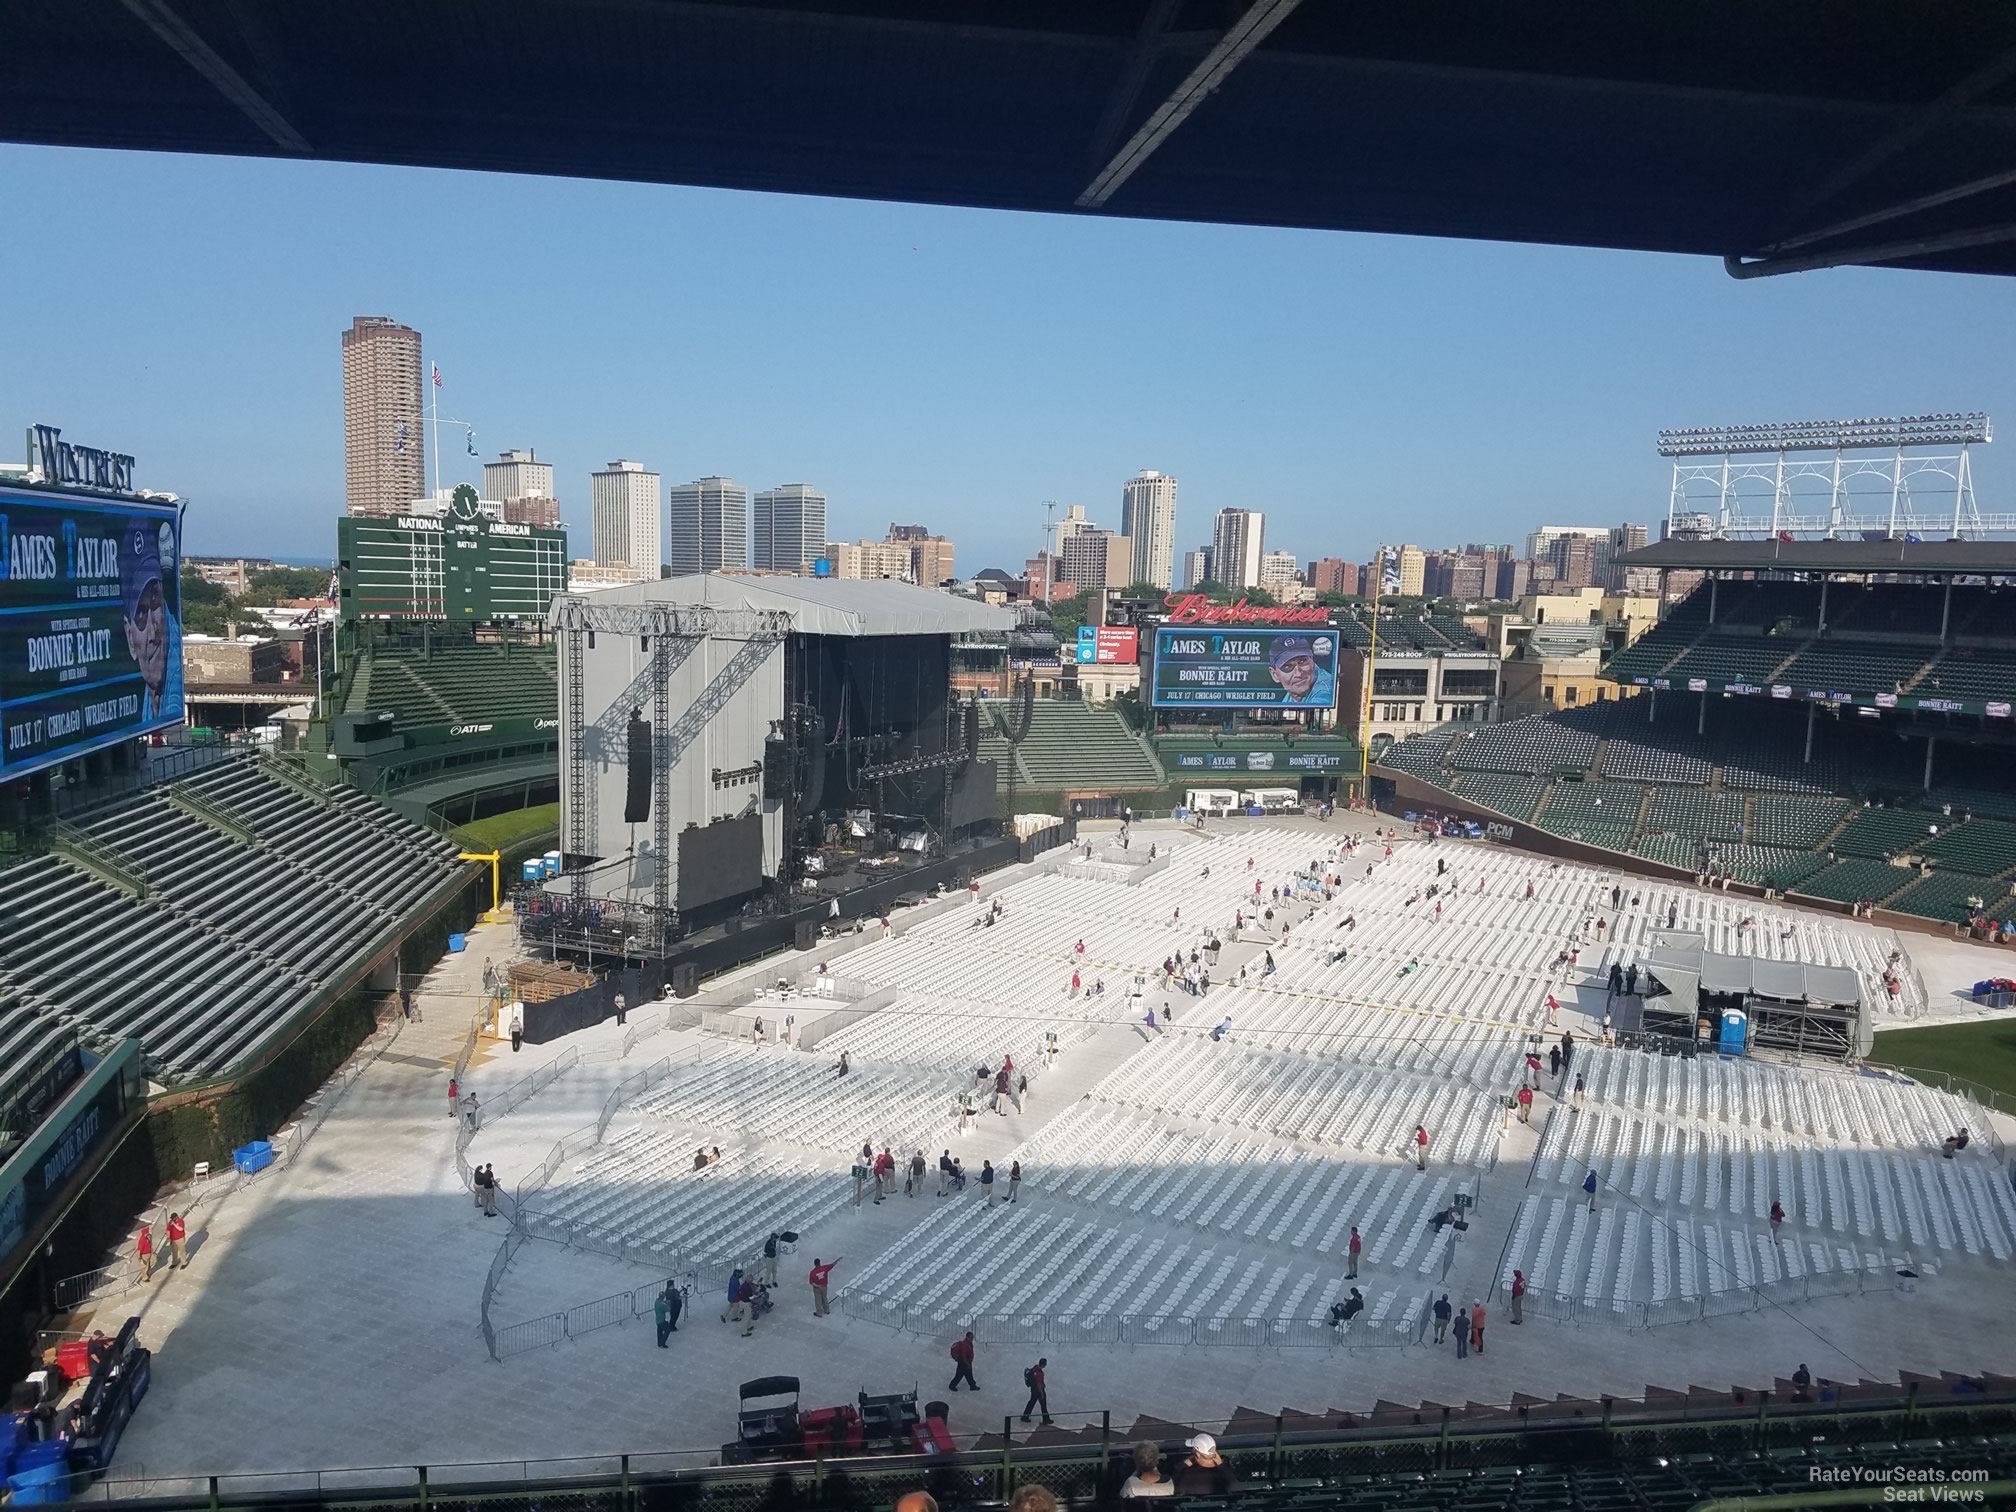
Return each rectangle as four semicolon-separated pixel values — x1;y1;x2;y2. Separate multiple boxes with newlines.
5;145;2014;574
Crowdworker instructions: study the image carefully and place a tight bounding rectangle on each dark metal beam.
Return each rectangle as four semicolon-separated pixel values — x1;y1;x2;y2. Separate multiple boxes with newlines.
1083;0;1183;176
119;0;310;153
1770;44;2016;239
1725;220;2016;279
1078;0;1305;209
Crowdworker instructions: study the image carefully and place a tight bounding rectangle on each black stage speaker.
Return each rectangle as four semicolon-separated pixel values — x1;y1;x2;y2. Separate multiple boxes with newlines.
763;737;790;801
671;962;699;998
624;714;652;824
794;920;817;951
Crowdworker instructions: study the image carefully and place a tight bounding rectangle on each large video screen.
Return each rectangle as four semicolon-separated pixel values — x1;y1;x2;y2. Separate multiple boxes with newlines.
1151;625;1339;709
0;490;183;779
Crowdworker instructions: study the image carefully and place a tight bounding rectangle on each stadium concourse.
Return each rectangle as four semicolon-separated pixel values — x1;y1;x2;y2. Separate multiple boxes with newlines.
96;815;2016;1490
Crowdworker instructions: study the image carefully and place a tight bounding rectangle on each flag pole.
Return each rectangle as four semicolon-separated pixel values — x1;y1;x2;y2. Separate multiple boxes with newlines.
430;363;441;500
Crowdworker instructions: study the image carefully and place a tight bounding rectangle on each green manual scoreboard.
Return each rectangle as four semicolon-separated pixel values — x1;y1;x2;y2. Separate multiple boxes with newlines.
338;493;566;623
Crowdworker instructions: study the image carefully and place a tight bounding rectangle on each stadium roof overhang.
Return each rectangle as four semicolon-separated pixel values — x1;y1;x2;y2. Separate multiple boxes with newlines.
627;573;1017;637
1624;539;2016;576
7;2;2016;277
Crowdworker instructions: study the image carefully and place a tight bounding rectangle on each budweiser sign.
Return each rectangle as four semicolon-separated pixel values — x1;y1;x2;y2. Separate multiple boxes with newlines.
1162;593;1331;626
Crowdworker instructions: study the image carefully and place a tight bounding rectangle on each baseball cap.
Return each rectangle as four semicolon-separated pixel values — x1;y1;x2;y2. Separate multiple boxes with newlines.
1268;636;1314;668
1184;1433;1217;1456
119;519;165;619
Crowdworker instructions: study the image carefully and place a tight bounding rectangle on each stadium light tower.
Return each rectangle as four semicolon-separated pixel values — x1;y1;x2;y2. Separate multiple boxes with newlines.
1656;412;2003;540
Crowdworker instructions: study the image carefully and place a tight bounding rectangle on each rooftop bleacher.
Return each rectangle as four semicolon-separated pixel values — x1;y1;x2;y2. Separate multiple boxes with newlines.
0;755;465;1082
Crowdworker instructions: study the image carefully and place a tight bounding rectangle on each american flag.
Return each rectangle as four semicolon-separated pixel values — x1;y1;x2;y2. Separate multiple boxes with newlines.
432;363;443;388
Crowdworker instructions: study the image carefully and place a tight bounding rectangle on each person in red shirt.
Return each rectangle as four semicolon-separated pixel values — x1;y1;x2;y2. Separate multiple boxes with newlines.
1470;1299;1486;1352
136;1223;155;1283
808;1256;841;1316
874;1148;896;1203
1510;1271;1526;1325
166;1212;188;1270
1415;1125;1429;1172
1347;1226;1362;1279
447;1076;459;1120
1020;1357;1051;1425
949;1331;978;1391
1516;1085;1534;1123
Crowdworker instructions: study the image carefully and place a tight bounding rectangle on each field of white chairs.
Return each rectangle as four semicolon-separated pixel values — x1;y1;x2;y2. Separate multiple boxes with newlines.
525;1136;851;1269
633;1043;959;1157
1089;1033;1507;1168
842;1197;1425;1344
810;991;1099;1075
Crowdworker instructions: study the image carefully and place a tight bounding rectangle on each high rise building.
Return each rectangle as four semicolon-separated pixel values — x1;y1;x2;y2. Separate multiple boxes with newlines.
1121;471;1178;589
1211;508;1266;590
1496;557;1533;600
1058;530;1131;593
342;316;425;518
752;484;828;571
827;539;913;579
1396;544;1426;597
888;524;955;586
1548;534;1599;589
1179;547;1213;591
1607;522;1649;590
590;460;662;579
1259;549;1301;590
1309;557;1359;596
484;448;552;503
484;449;560;530
666;476;749;576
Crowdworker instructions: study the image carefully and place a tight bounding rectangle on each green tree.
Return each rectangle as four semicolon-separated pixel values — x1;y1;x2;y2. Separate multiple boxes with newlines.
245;565;333;601
1122;581;1170;601
1314;590;1363;608
179;568;237;636
1044;590;1087;639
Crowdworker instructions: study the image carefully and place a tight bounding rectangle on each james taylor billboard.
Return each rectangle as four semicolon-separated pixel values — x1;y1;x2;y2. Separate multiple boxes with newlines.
0;490;183;779
1151;625;1339;709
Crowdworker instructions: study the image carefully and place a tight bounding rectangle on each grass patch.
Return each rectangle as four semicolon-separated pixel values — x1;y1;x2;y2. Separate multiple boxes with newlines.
454;802;559;853
1871;1018;2016;1103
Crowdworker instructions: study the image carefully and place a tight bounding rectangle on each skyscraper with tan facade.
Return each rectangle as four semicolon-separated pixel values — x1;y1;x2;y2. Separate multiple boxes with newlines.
342;316;426;517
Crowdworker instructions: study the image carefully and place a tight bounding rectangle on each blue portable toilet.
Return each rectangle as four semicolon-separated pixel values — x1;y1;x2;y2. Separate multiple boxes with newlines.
522;859;542;883
542;850;562;878
1718;1007;1748;1055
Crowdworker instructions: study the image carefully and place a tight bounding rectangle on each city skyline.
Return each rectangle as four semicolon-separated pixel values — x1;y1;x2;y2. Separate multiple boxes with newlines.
8;146;2016;574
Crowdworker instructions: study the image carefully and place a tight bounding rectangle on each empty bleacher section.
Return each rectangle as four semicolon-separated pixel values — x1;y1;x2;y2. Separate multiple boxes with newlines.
1447;718;1597;775
344;639;559;728
0;754;466;1082
1007;700;1164;790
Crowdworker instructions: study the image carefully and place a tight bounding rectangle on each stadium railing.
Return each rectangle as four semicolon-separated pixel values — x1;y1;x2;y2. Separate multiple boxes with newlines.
619;999;701;1057
1506;1259;1898;1332
58;1382;2012;1510
491;1271;705;1361
275;1007;405;1172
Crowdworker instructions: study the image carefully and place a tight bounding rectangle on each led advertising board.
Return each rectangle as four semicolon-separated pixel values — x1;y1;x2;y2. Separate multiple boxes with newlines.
0;488;183;779
1075;626;1140;665
1151;625;1339;709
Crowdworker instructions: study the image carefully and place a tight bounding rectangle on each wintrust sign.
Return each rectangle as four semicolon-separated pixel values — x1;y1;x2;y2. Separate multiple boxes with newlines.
1161;593;1330;627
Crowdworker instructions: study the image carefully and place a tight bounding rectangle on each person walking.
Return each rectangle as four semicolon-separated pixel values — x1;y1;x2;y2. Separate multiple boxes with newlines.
762;1232;780;1285
1516;1084;1534;1123
1414;1125;1429;1172
1021;1358;1052;1425
1582;1169;1598;1211
166;1212;188;1270
1769;1198;1785;1232
1453;1304;1469;1358
1432;1293;1452;1343
980;1160;997;1207
1470;1299;1486;1353
732;1274;758;1337
1573;1071;1586;1104
1008;1160;1022;1204
808;1256;840;1317
480;1164;499;1216
137;1223;156;1283
614;992;627;1027
655;1288;676;1347
993;1065;1011;1115
447;1075;460;1120
938;1150;952;1197
949;1331;979;1391
1548;1045;1561;1079
509;1004;524;1053
464;1094;482;1132
908;1150;926;1197
1510;1270;1526;1324
1347;1226;1362;1279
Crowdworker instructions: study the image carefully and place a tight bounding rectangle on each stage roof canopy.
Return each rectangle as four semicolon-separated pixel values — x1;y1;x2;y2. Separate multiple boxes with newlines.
7;1;2016;277
616;574;1016;638
1648;941;1863;1009
1625;539;2016;576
